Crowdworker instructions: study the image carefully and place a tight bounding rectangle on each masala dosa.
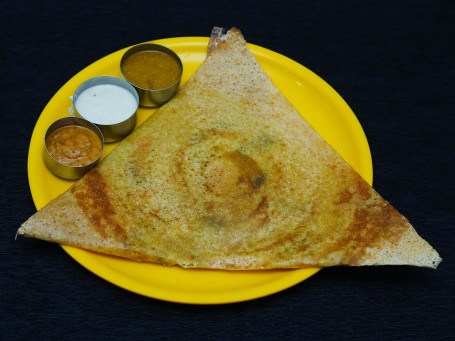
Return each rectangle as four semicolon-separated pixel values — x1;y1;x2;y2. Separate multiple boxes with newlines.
18;27;441;269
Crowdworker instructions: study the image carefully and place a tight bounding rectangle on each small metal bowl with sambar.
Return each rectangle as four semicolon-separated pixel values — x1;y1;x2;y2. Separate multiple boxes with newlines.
44;117;104;180
120;43;183;107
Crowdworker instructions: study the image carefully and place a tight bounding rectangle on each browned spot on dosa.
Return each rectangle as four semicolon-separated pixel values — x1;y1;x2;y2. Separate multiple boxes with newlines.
336;174;372;205
204;150;266;197
71;169;127;245
248;196;270;228
328;197;409;265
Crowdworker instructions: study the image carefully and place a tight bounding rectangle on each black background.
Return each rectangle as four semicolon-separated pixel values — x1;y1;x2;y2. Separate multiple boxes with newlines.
1;1;454;340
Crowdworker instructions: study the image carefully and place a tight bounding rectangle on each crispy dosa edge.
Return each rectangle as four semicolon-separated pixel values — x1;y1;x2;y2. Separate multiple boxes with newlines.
18;27;441;269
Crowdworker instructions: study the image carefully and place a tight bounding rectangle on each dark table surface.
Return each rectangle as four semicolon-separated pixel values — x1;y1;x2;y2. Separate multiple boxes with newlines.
2;1;454;340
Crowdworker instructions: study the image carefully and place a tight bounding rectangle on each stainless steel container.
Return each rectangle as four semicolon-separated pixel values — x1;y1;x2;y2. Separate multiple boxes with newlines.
72;76;139;142
120;43;183;107
44;117;104;180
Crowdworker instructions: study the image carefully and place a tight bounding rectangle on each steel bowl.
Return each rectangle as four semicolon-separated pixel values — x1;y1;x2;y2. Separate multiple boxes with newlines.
72;76;139;142
44;117;105;180
120;43;183;107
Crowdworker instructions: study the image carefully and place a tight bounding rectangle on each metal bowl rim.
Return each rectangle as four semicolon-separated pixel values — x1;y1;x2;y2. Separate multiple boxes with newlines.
73;75;139;126
44;117;105;169
120;43;183;92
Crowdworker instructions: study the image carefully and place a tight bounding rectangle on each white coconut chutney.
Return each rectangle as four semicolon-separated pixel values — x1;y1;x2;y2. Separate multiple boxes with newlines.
75;84;138;125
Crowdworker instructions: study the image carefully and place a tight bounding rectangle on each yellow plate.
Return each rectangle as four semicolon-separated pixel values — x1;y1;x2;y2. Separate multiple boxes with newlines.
27;37;373;304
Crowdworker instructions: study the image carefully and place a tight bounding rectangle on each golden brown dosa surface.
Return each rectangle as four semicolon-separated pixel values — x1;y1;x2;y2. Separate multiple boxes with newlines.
18;27;441;269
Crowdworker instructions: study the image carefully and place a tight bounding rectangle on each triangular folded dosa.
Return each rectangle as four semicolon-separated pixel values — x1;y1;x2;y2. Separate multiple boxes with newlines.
18;27;441;269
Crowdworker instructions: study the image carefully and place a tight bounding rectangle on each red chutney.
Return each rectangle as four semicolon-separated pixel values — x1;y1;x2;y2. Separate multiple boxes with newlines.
46;125;102;167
